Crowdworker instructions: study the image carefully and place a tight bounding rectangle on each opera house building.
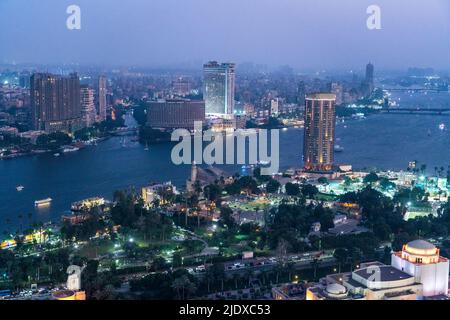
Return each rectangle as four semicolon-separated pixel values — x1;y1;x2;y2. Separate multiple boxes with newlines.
307;240;450;300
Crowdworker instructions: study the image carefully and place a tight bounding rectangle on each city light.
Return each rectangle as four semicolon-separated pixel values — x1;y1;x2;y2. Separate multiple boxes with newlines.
1;1;449;306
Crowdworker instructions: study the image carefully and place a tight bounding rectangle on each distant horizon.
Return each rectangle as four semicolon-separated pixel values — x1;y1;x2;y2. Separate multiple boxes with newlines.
0;61;448;76
1;0;450;70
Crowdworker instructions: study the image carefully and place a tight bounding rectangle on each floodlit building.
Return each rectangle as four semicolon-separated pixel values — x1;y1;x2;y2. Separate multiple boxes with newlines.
307;240;450;300
97;75;107;122
147;99;205;130
272;283;306;300
31;73;82;133
80;85;96;127
203;61;235;118
142;182;177;207
52;290;86;301
392;240;449;297
303;93;336;172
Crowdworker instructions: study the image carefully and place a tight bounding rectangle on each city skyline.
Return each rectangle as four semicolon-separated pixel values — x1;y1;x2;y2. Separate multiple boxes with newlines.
1;0;450;70
2;1;450;305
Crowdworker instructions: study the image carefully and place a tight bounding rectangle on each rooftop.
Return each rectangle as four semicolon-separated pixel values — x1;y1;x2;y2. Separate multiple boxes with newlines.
405;239;437;253
354;266;413;282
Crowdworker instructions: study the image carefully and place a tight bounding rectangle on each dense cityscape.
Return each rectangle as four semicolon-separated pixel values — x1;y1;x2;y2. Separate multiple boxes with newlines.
1;1;450;310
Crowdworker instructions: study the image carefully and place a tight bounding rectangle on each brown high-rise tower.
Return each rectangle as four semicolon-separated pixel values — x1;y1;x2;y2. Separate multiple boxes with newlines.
303;93;337;171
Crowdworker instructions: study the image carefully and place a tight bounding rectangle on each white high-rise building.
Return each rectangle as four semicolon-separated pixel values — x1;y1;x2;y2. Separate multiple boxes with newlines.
203;61;235;118
80;85;96;128
98;75;107;122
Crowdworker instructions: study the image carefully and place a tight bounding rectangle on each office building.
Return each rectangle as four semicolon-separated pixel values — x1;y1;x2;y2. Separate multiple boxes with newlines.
203;61;235;118
31;73;82;133
303;93;336;171
97;75;107;122
363;62;375;96
80;85;96;127
270;99;280;116
146;99;205;130
172;77;192;97
19;72;31;89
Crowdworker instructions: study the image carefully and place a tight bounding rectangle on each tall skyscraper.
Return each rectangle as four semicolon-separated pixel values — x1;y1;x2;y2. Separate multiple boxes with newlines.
364;62;375;96
303;93;337;171
31;73;82;133
203;61;235;118
98;75;107;122
80;85;96;127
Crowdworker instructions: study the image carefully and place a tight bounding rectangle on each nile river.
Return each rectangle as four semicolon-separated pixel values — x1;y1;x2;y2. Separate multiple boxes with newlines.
1;91;450;232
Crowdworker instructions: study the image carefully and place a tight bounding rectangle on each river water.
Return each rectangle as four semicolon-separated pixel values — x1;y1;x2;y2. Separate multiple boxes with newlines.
1;91;449;233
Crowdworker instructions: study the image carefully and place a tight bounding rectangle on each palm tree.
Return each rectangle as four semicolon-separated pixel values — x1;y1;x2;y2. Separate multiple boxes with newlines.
205;268;214;293
27;213;33;229
310;258;320;281
334;248;348;274
244;269;254;288
171;276;186;299
4;217;11;232
18;214;23;233
285;262;296;282
233;273;240;290
274;263;284;285
421;164;427;175
186;280;197;299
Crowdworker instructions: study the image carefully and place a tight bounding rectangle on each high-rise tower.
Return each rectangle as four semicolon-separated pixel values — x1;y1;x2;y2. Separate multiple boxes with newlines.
303;93;337;171
31;73;82;133
364;62;375;96
80;85;96;127
98;75;107;122
203;61;235;118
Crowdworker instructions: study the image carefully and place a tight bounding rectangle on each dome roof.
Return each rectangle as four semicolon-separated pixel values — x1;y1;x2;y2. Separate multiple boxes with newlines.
326;283;347;295
407;240;435;251
404;240;438;255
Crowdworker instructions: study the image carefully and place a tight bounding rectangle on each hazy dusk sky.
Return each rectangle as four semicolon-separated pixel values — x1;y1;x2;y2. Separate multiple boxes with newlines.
1;0;449;70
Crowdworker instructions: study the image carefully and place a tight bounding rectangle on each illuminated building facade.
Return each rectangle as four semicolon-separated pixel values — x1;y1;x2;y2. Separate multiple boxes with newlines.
142;182;177;207
31;73;82;133
362;62;375;97
147;99;205;130
52;290;86;301
203;61;235;118
80;85;96;127
307;240;450;300
303;93;336;171
98;75;107;122
392;240;449;297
